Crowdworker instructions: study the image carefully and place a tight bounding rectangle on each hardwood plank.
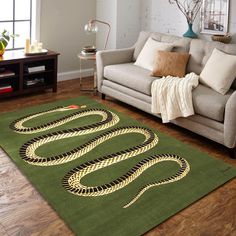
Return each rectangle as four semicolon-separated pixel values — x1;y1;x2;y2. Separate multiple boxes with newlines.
0;77;235;236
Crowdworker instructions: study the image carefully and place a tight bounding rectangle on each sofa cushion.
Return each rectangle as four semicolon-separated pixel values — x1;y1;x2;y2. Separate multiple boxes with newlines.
200;48;236;95
104;63;156;95
134;37;174;71
133;31;191;61
192;85;233;122
152;51;190;77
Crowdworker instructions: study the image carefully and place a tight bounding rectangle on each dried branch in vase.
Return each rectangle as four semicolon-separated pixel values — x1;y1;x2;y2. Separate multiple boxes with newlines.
169;0;202;24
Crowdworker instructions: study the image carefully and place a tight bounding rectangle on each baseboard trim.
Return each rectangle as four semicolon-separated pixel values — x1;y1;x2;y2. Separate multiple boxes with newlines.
58;69;93;82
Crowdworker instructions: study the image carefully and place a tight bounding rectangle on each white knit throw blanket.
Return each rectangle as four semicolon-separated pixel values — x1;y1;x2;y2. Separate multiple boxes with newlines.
151;72;199;123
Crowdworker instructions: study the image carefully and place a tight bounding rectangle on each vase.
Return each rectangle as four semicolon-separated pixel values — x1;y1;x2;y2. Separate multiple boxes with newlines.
183;23;198;39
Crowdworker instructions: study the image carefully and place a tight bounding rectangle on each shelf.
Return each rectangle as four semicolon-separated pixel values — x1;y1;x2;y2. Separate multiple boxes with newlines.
0;85;54;98
0;75;19;80
23;84;53;93
0;90;19;98
24;82;45;88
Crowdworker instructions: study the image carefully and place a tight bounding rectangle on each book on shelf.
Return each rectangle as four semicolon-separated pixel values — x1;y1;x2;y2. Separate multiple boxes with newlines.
0;84;13;94
0;84;12;89
0;87;13;94
25;65;46;73
0;70;15;78
24;78;45;87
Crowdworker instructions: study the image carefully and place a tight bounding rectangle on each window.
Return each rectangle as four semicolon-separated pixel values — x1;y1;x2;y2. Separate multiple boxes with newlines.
0;0;40;50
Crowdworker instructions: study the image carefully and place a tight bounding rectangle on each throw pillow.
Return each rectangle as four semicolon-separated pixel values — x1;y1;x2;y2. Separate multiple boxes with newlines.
134;37;173;71
152;51;190;78
200;48;236;95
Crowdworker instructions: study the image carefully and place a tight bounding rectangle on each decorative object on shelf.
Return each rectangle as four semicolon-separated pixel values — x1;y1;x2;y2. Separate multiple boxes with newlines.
211;33;232;44
25;39;30;53
25;65;46;73
84;19;111;50
0;30;18;57
201;0;229;35
169;0;202;38
24;39;47;55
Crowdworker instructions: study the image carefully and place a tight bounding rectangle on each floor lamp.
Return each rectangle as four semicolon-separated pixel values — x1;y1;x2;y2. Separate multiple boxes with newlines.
84;19;111;50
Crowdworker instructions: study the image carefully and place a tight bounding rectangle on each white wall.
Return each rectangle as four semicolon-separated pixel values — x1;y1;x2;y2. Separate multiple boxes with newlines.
96;0;141;49
141;0;187;35
140;0;236;43
40;0;236;76
40;0;96;73
96;0;117;50
116;0;141;48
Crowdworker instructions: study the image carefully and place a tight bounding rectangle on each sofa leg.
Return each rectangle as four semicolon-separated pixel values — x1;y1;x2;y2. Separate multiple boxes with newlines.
229;148;236;159
101;93;106;100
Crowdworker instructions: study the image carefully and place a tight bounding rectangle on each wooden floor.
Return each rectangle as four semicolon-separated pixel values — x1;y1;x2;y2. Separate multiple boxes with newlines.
0;78;235;236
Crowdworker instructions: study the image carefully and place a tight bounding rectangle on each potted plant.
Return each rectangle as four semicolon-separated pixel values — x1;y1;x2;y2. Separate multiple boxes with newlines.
169;0;202;38
0;30;17;56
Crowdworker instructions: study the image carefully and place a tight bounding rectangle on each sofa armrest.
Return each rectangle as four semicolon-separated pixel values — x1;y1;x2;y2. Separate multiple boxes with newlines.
96;47;134;91
224;91;236;148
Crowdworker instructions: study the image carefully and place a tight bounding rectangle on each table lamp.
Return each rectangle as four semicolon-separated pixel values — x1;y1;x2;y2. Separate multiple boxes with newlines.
84;19;111;50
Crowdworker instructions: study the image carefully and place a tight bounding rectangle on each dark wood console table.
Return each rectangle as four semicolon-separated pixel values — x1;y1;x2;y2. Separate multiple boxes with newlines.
0;50;59;98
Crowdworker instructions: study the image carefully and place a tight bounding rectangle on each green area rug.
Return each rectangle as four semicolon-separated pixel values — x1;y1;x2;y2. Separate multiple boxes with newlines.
0;96;236;236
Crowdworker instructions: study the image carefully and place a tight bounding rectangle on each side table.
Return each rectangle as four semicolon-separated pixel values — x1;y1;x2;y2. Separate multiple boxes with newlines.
78;53;97;94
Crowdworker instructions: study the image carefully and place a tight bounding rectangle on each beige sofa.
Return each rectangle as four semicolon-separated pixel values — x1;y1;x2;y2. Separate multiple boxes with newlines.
96;31;236;158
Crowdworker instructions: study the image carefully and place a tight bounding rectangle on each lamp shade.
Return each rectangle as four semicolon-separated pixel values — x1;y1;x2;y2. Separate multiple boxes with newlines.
84;22;98;34
84;19;111;50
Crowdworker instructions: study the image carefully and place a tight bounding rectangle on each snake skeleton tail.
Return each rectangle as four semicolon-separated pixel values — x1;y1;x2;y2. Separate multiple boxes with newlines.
63;154;190;208
123;154;190;208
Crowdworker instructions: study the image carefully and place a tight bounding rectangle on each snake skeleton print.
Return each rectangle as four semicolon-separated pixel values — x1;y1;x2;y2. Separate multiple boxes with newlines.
10;105;190;208
63;153;190;208
11;106;120;165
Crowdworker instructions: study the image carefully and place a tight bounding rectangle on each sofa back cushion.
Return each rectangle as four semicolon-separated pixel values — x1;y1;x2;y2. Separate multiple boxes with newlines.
133;31;191;61
187;39;236;90
134;32;236;89
133;31;151;60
